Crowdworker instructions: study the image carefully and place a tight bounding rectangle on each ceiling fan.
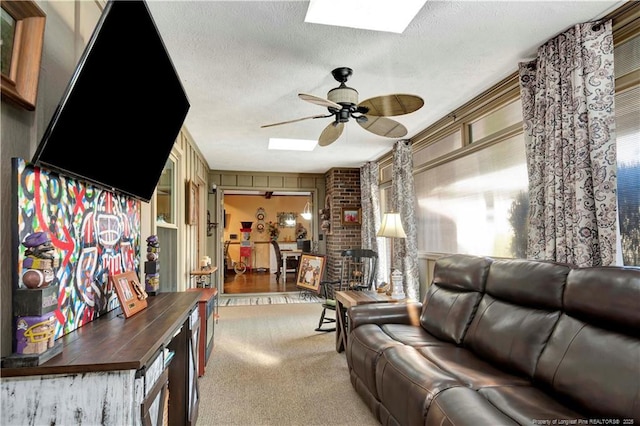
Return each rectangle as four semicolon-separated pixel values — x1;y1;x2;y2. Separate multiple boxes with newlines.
261;67;424;147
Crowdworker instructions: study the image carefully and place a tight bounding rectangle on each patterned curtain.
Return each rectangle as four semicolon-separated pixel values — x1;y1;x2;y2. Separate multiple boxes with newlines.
392;140;419;300
360;162;383;286
519;20;617;267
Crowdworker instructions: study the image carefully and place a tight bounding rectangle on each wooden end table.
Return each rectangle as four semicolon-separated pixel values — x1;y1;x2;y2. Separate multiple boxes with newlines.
190;266;218;288
334;290;399;353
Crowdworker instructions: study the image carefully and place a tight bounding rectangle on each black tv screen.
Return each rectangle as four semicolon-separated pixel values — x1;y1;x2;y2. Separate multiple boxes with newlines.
32;0;189;203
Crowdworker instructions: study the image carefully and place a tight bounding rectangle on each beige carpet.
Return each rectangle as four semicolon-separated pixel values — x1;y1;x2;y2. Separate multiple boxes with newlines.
196;303;379;425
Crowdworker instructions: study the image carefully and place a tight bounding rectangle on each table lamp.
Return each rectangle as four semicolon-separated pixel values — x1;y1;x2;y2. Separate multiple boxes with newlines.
377;212;407;299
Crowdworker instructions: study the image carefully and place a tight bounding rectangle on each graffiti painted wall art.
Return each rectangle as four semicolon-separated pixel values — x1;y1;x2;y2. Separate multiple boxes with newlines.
13;158;141;338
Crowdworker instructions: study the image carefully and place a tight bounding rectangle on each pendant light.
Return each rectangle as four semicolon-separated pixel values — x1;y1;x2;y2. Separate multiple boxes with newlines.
301;201;312;220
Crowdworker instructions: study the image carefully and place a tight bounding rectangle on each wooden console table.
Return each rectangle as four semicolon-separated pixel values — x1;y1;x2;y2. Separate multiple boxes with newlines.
1;292;200;426
186;287;218;376
334;290;399;353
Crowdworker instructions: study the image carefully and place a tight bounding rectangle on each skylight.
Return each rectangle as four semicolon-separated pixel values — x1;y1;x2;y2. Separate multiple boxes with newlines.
304;0;427;34
268;138;317;151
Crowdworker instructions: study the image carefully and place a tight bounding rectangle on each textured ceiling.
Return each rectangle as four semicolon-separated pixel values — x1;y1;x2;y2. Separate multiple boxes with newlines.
146;0;624;174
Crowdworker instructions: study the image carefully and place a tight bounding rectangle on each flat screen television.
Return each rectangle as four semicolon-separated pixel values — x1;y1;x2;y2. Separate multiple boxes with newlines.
32;0;189;203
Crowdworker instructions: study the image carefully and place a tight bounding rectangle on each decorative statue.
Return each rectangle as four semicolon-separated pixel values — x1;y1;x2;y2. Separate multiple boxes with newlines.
296;223;307;240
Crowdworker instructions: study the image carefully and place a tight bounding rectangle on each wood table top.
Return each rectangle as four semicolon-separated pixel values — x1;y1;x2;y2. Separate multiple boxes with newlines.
190;267;218;276
1;292;200;378
335;290;398;309
186;287;218;301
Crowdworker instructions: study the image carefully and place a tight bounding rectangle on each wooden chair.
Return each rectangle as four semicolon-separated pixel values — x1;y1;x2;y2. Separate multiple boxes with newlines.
271;240;299;281
315;248;378;332
340;248;378;291
315;277;344;332
223;240;231;278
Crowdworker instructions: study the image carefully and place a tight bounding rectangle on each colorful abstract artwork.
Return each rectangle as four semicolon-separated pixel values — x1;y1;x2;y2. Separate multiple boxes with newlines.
14;158;141;338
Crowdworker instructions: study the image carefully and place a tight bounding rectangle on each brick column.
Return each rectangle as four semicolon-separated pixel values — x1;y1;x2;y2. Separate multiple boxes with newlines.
324;168;361;281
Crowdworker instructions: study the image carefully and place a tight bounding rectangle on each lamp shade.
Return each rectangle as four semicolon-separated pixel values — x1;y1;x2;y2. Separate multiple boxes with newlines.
377;212;407;238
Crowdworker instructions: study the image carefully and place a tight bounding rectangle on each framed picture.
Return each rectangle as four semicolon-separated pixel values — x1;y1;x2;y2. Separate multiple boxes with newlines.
1;1;46;110
277;212;297;228
111;271;148;318
341;206;361;226
186;180;198;225
295;254;326;293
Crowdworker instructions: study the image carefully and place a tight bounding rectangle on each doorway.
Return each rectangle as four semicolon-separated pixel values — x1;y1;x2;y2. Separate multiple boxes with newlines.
219;190;315;295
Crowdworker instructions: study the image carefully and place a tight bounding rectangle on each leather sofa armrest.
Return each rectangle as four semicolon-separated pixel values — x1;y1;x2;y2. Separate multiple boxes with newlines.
349;302;423;330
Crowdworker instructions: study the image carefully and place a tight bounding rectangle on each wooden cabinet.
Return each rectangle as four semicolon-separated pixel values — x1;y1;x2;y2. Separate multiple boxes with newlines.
168;304;200;425
0;292;200;426
186;287;218;376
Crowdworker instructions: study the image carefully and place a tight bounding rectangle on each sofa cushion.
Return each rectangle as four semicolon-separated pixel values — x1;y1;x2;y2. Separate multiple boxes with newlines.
349;302;422;330
464;297;561;379
376;345;462;426
347;324;405;399
349;369;383;421
463;259;570;378
417;346;530;389
426;387;520;426
485;258;570;310
563;266;640;332
537;316;640;421
420;254;493;344
478;385;585;424
534;266;640;422
379;323;454;347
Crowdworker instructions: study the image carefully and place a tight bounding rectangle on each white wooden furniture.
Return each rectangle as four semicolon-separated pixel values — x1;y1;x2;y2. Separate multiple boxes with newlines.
0;292;200;426
282;249;303;283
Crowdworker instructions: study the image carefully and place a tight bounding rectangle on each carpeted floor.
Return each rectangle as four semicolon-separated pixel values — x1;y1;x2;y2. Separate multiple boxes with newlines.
220;291;322;306
196;303;378;425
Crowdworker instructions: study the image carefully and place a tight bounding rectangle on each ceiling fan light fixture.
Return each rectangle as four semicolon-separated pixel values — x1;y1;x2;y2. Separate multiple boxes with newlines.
262;67;423;147
327;85;358;106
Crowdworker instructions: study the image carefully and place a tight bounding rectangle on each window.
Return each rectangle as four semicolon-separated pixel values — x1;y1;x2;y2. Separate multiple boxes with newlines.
614;34;640;266
411;8;639;266
157;159;175;224
415;133;528;257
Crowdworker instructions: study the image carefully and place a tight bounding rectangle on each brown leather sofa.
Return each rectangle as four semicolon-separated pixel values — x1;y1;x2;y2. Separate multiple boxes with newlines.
345;254;640;426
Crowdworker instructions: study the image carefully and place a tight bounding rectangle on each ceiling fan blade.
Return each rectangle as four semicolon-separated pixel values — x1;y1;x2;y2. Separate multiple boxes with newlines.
358;94;424;117
261;114;329;128
318;122;344;147
358;116;407;138
299;93;342;110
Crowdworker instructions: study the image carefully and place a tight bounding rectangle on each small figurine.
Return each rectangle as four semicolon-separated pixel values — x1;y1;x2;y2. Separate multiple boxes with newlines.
21;232;58;289
145;235;160;294
296;223;307;240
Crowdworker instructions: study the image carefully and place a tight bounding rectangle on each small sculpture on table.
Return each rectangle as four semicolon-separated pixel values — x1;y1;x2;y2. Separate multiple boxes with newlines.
192;257;214;288
21;231;58;289
200;256;212;271
144;235;160;295
5;231;62;367
296;223;307;240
